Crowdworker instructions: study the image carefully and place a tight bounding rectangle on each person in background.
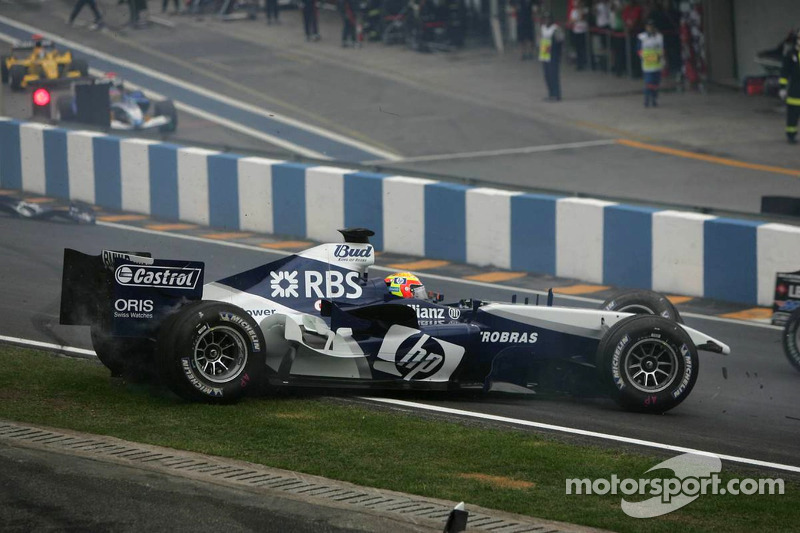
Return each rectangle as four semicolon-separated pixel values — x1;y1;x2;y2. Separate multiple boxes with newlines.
594;0;611;69
67;0;104;30
515;0;534;60
265;0;279;24
569;0;588;70
622;0;643;77
162;0;179;14
538;12;563;101
779;31;800;144
340;0;357;47
637;18;664;107
609;0;626;75
302;0;320;41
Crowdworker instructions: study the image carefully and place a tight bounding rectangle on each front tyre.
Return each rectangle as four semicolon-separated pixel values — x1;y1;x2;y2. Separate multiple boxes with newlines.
596;315;698;414
68;59;89;77
155;99;177;132
1;56;10;84
600;289;683;323
156;302;265;403
8;64;26;91
782;308;800;372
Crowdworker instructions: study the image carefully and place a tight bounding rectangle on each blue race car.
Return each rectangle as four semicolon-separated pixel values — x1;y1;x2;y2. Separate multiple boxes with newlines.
60;228;729;413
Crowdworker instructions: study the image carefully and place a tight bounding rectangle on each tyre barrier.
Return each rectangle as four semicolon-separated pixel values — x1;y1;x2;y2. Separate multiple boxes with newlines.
1;117;799;307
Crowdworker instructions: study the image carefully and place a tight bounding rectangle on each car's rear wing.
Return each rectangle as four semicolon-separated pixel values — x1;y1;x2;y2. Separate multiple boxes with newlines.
60;249;204;338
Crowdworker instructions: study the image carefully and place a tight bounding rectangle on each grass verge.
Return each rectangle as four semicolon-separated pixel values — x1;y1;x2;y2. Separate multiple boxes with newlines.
0;345;796;532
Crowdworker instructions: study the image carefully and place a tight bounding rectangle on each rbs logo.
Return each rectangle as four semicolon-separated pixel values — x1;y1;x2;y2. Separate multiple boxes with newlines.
270;270;363;299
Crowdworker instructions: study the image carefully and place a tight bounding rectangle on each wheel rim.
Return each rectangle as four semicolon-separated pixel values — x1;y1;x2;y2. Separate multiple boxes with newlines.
623;338;679;393
617;304;656;314
191;325;248;383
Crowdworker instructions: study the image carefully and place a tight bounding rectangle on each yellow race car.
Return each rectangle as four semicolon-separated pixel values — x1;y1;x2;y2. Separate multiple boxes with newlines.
1;34;88;91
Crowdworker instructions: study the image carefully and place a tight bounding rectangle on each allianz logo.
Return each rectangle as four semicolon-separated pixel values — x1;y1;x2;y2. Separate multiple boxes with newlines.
407;304;461;321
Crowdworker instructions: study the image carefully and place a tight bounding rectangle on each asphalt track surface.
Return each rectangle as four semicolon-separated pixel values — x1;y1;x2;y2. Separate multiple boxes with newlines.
2;214;799;472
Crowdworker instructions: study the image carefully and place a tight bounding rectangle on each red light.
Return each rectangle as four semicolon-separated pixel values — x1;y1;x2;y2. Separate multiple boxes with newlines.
33;88;51;107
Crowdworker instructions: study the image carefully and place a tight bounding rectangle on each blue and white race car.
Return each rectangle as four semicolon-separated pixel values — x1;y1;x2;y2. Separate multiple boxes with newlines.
60;229;729;413
57;75;177;132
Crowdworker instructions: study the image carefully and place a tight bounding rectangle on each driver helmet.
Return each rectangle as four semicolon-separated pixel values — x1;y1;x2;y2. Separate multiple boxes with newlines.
384;272;427;299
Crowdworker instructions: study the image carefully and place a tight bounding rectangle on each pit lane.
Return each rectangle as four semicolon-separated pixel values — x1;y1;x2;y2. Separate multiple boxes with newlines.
1;213;797;471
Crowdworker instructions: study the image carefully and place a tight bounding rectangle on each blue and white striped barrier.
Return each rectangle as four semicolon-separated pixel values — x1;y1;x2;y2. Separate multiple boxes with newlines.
2;117;799;307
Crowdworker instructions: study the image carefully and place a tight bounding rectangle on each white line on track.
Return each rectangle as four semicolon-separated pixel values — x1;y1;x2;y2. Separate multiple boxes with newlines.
96;220;782;331
0;334;96;357
362;397;800;474
364;139;618;165
0;15;400;161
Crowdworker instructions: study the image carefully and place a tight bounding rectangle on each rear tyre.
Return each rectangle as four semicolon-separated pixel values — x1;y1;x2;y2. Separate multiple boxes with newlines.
156;301;265;403
600;289;683;323
57;95;76;121
68;58;89;77
782;308;800;372
8;64;26;91
1;56;10;84
596;315;698;414
154;99;177;132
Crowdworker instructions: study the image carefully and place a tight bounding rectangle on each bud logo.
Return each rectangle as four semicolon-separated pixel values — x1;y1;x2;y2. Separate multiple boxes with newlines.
115;265;200;289
269;270;363;299
332;244;373;262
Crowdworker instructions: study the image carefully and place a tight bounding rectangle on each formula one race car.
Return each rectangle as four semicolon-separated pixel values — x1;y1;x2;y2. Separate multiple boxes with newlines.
0;195;95;224
59;229;729;413
57;75;178;132
1;35;88;91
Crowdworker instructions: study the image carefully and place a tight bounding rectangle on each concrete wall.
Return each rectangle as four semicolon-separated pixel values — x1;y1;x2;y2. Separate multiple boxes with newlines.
2;117;799;307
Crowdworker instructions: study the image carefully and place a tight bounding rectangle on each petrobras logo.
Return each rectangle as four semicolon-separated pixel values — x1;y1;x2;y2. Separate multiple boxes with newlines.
270;269;363;299
332;244;373;263
115;264;201;289
480;331;538;343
